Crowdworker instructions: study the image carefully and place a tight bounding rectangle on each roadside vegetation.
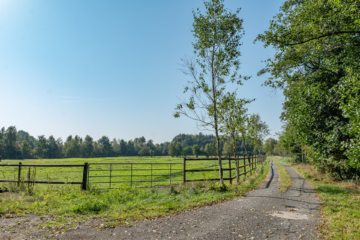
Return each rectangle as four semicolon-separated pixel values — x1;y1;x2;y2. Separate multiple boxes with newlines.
275;157;360;240
272;158;292;193
0;159;269;236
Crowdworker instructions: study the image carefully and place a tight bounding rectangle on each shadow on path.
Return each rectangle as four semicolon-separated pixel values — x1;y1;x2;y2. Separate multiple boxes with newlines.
265;159;275;188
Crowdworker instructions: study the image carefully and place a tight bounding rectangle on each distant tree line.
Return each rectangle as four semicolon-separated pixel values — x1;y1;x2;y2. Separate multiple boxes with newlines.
0;126;264;159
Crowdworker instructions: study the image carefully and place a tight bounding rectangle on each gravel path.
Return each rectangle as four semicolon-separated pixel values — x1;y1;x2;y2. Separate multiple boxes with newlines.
54;159;321;240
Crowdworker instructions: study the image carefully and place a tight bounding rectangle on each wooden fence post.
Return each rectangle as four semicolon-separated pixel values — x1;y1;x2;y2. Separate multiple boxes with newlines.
82;162;89;190
220;159;223;183
243;155;246;179
236;156;240;184
17;162;22;187
250;154;252;172
255;154;257;169
109;164;112;189
170;164;172;186
252;154;254;170
248;154;251;175
228;157;232;184
151;164;153;188
183;158;186;184
130;164;133;188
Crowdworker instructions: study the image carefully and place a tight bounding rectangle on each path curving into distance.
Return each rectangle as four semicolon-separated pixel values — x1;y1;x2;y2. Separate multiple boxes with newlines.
58;159;321;240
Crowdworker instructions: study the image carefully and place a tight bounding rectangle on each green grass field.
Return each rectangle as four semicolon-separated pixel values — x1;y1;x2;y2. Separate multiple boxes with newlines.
0;156;258;190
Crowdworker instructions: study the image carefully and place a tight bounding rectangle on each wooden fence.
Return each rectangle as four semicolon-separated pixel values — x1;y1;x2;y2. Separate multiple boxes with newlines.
183;154;266;184
0;162;89;190
0;155;266;190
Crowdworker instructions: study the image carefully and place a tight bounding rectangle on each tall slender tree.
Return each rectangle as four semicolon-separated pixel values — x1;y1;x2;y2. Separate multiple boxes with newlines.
175;0;248;184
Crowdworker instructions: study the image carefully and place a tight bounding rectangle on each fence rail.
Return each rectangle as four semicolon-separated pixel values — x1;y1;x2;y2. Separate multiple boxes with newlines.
183;154;266;184
0;162;89;190
88;162;183;189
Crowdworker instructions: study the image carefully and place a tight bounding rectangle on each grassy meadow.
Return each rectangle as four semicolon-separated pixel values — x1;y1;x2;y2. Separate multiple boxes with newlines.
274;157;360;240
0;158;269;236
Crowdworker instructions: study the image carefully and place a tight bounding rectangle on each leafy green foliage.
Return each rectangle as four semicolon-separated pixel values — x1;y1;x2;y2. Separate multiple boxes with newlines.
182;146;192;158
219;92;252;157
263;138;277;156
256;0;360;180
192;144;201;157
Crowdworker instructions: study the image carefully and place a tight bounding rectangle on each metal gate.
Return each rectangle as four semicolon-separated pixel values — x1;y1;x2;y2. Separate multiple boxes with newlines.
88;162;183;189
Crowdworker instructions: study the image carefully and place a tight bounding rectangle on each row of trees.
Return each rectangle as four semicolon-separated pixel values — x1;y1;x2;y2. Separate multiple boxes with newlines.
0;126;264;159
256;0;360;180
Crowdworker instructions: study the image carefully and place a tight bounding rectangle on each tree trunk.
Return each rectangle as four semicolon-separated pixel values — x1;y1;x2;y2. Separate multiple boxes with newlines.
241;135;251;173
209;22;224;185
211;35;223;185
233;140;239;183
214;118;223;185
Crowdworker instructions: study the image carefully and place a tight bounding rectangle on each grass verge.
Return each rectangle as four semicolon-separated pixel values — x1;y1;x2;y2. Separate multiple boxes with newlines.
0;159;269;237
275;157;360;240
272;158;292;193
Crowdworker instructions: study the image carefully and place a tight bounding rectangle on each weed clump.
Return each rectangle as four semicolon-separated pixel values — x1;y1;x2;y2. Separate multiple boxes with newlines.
169;186;179;195
72;198;109;214
208;182;228;192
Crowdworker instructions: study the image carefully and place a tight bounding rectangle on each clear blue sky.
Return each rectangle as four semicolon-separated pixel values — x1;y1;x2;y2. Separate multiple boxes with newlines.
0;0;285;143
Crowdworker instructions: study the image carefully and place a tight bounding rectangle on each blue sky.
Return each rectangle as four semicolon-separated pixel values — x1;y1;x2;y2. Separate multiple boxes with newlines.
0;0;285;143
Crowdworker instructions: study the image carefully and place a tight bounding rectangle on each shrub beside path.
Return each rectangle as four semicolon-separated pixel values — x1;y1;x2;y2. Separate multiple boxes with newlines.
54;159;321;240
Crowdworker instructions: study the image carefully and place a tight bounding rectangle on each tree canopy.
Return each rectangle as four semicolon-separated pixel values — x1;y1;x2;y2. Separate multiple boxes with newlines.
257;0;360;180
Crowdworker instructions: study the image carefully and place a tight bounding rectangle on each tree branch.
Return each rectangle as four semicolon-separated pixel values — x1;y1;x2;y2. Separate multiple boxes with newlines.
280;31;360;46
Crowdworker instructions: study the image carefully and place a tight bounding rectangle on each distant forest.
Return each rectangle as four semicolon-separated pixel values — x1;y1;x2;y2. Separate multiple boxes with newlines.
0;126;263;159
